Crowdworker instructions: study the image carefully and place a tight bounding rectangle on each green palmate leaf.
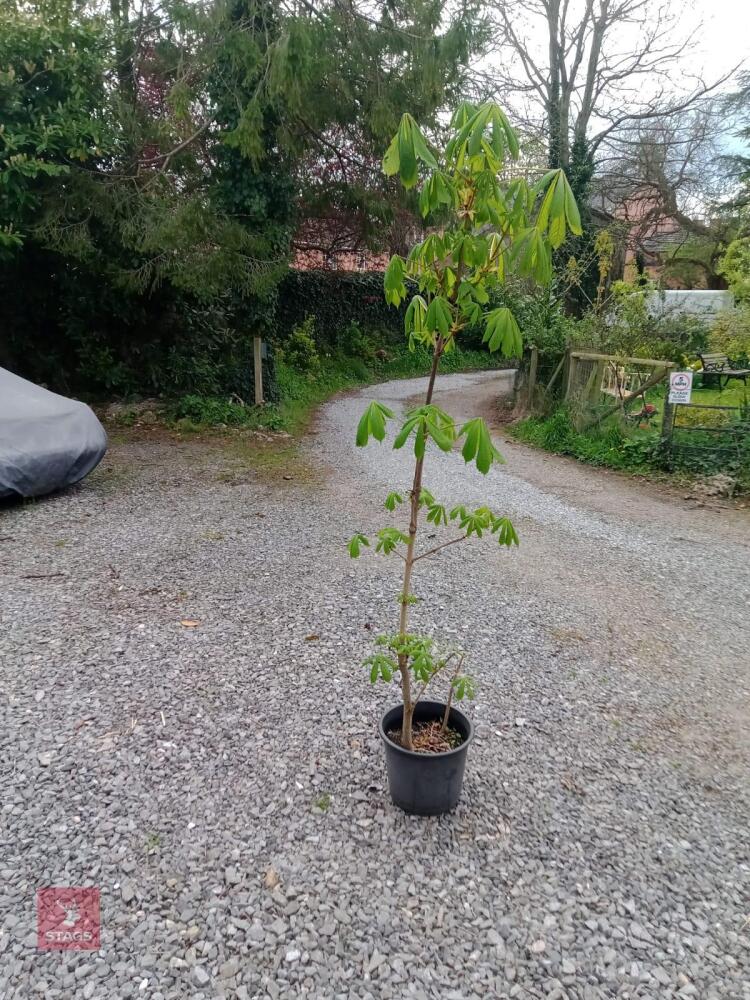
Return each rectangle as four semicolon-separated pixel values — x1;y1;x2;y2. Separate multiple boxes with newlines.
419;171;456;218
426;503;447;526
451;102;478;128
382;113;437;189
375;527;410;555
425;295;452;336
356;400;395;446
347;532;370;558
417;233;446;264
452;675;475;700
492;516;519;547
459;418;504;474
384;254;407;306
451;505;504;537
404;294;427;336
398;116;418;189
514;228;553;285
459;298;482;326
549;173;566;248
418;488;436;507
365;652;396;683
394;405;456;456
535;169;582;248
482;307;522;357
384;491;403;511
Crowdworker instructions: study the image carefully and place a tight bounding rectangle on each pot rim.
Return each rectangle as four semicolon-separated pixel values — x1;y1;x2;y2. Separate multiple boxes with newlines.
379;700;474;760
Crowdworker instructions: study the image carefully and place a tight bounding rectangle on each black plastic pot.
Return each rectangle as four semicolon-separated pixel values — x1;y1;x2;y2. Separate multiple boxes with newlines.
379;700;474;815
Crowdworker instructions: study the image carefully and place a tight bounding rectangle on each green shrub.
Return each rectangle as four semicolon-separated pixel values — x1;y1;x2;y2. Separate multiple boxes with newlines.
512;406;655;471
347;356;372;380
278;316;322;378
338;321;370;358
276;270;405;346
166;395;257;427
708;309;750;365
572;281;709;364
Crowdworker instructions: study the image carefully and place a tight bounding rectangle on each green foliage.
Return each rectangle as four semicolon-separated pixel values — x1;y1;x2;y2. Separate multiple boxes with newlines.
393;405;456;457
3;0;485;396
276;271;407;349
277;316;321;377
448;505;519;544
365;633;476;709
166;395;261;428
375;527;410;555
574;281;709;364
350;104;580;747
708;309;750;365
356;400;395;446
482;307;522;356
382;103;580;358
512;407;657;472
0;2;115;252
459;418;504;474
719;238;750;303
347;533;370;558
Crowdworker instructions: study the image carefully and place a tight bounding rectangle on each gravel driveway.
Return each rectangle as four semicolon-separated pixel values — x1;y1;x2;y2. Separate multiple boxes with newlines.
1;370;748;1000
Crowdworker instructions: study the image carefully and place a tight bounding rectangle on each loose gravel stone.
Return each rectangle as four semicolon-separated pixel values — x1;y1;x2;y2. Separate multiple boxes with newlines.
0;371;747;1000
192;965;210;988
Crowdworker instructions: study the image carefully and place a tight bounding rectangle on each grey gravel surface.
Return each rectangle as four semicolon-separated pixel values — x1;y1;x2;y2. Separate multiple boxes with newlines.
1;370;748;1000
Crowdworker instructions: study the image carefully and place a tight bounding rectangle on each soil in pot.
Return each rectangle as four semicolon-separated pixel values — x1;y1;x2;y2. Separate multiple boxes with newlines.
387;719;464;754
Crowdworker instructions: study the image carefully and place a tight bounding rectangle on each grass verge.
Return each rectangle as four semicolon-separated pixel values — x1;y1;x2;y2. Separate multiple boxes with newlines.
510;408;657;473
165;345;507;436
511;405;750;491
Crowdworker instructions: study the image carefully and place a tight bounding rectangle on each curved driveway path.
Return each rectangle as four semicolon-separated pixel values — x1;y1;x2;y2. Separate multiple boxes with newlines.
1;370;748;1000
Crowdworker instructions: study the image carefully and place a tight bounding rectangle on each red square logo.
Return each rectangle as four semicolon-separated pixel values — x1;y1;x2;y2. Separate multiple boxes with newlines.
37;888;100;950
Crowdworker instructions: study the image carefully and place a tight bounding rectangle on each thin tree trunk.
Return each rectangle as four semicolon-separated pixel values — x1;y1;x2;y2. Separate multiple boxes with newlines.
397;342;443;748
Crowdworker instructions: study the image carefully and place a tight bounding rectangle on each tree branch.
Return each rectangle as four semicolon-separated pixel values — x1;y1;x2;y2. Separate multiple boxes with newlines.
413;535;468;563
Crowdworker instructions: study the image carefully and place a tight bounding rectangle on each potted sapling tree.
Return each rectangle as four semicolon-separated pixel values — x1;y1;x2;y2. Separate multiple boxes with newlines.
348;103;581;815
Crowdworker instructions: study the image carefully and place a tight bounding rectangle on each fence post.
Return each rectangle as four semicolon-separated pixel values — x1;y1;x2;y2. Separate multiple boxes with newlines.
587;359;606;407
527;346;539;410
253;336;264;405
660;394;675;465
545;352;566;393
564;350;576;402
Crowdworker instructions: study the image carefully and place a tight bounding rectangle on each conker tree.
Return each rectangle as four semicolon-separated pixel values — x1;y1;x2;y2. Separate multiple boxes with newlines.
349;103;581;750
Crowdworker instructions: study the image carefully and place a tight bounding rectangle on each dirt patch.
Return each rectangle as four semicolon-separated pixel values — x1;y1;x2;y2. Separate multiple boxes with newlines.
221;434;329;488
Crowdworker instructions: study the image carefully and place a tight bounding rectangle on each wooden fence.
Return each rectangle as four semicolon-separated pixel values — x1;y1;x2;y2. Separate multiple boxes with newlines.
525;348;675;429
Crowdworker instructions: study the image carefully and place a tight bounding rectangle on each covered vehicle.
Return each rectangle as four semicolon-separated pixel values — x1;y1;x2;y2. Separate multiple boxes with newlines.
0;368;107;498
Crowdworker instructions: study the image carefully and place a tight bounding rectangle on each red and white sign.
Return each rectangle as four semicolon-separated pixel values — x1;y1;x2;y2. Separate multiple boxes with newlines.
668;370;693;404
37;887;100;950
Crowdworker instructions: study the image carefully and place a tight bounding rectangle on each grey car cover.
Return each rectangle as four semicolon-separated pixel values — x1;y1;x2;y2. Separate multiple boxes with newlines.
0;367;107;498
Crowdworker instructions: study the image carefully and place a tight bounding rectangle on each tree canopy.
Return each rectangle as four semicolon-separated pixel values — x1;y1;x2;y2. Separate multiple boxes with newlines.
0;0;487;391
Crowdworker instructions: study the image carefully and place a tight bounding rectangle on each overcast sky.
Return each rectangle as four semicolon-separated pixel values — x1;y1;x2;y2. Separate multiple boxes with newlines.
691;0;749;80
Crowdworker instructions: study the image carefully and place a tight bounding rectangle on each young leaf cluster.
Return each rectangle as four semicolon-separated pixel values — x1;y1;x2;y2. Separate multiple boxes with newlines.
365;633;475;705
356;403;505;477
382;102;582;357
448;506;519;545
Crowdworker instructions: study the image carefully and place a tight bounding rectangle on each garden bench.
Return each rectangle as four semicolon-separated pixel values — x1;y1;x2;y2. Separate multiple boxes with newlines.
698;353;750;389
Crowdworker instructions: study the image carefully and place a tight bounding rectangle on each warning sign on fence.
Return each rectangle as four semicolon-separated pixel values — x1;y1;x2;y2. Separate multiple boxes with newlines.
668;371;693;404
